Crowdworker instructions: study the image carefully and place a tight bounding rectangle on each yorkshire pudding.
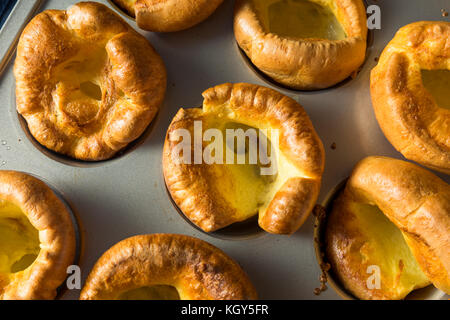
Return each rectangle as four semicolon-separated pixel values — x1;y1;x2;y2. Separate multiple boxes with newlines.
112;0;224;32
0;171;76;300
234;0;367;90
325;156;450;300
370;21;450;174
14;2;166;161
163;83;325;234
80;234;257;300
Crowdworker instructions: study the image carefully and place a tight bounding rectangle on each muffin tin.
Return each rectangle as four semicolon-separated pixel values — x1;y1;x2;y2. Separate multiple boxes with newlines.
0;0;449;300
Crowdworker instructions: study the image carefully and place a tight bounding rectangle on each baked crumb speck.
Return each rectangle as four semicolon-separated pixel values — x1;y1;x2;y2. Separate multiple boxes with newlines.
313;261;331;295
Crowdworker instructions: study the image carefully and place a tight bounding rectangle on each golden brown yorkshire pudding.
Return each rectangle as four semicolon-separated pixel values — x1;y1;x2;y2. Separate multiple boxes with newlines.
163;83;325;234
80;234;257;300
370;22;450;174
112;0;224;32
234;0;367;90
0;171;76;300
14;2;166;161
325;157;450;300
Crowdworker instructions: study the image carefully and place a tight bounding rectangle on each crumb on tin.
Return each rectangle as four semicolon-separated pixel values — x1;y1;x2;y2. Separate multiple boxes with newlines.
313;261;331;295
314;268;329;295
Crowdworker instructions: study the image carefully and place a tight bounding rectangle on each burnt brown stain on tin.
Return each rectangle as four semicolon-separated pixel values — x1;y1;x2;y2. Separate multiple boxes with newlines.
313;204;330;295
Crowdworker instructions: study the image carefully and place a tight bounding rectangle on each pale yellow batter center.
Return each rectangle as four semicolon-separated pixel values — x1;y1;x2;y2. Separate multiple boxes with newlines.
421;69;450;110
254;0;347;40
0;200;40;275
351;202;430;298
201;116;304;223
118;285;181;300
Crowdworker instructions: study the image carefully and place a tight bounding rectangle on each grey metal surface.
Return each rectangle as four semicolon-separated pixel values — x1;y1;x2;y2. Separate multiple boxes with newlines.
0;0;448;300
0;0;42;74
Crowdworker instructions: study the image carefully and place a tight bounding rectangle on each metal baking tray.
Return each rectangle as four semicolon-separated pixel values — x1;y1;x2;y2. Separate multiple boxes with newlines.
0;0;449;300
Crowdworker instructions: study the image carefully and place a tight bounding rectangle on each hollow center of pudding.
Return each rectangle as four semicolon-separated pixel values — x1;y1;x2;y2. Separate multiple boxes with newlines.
421;69;450;110
52;47;107;126
118;285;180;300
350;202;430;298
0;200;40;274
79;81;102;101
220;122;276;220
201;118;303;223
254;0;346;40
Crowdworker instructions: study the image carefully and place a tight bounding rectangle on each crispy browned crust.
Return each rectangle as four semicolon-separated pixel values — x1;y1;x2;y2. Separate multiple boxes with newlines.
14;2;166;161
113;0;224;32
0;171;76;300
80;234;257;300
163;83;325;234
326;156;450;299
234;0;367;90
370;21;450;174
